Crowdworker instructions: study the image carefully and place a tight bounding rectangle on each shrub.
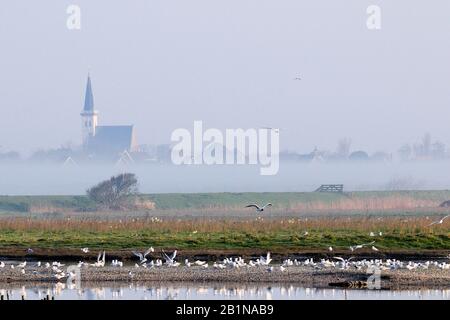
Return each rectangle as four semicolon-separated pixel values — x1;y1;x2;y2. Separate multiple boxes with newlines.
87;173;139;209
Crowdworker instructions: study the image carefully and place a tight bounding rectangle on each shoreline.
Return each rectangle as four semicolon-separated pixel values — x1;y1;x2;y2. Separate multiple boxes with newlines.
0;265;449;290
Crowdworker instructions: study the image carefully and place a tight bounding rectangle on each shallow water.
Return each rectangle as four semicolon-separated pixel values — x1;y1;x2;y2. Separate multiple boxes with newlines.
1;282;449;300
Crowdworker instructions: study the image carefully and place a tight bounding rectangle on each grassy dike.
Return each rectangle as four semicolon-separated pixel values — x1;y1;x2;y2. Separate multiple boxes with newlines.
0;191;449;254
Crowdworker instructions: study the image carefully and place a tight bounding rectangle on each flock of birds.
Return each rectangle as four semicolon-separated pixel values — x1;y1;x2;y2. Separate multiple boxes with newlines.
1;244;449;284
0;204;448;283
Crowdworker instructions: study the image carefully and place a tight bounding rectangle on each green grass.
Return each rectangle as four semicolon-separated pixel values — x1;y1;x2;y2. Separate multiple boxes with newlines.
0;229;448;251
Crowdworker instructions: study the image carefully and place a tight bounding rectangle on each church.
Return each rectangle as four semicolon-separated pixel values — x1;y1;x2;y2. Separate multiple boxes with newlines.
80;75;138;158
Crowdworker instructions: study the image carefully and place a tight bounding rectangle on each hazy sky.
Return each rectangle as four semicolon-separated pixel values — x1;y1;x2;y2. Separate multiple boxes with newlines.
1;1;450;154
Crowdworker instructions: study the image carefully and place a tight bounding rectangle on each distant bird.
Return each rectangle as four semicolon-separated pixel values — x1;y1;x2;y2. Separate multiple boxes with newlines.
194;260;207;266
81;248;89;253
91;251;105;267
27;248;33;254
132;247;154;264
428;215;450;226
349;241;375;252
259;252;272;265
279;266;286;272
372;246;379;252
245;203;272;212
293;76;302;80
303;231;309;236
0;262;5;268
162;250;178;266
328;247;333;252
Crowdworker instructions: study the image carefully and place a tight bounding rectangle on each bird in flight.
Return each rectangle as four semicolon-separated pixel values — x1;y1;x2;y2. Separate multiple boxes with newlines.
428;215;449;226
293;76;301;80
349;241;375;252
245;203;273;212
132;247;154;264
162;250;178;266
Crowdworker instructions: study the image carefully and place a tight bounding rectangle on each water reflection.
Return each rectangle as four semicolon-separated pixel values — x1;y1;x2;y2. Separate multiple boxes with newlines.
0;283;449;300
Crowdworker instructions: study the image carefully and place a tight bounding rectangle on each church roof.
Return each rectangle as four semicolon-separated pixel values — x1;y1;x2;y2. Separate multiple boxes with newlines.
83;75;94;112
87;125;136;155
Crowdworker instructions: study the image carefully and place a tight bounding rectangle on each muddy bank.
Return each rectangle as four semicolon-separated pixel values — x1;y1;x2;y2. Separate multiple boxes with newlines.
0;265;449;290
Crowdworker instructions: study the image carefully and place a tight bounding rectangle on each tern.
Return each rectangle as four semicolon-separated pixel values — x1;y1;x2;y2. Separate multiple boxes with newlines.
350;241;375;251
91;251;106;267
245;203;272;212
81;248;89;253
132;247;154;264
259;252;272;265
194;260;207;266
428;215;449;226
162;250;178;266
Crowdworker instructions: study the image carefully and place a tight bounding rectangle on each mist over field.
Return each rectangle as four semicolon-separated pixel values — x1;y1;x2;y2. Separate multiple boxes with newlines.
1;161;449;195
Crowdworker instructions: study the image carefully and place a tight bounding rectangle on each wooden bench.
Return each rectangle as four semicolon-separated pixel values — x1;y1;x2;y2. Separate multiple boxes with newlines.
314;184;344;193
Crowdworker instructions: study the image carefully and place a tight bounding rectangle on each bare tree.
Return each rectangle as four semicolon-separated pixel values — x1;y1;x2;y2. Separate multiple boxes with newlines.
87;173;139;209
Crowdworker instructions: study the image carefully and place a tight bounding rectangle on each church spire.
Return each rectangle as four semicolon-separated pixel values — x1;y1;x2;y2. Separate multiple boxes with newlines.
83;74;94;112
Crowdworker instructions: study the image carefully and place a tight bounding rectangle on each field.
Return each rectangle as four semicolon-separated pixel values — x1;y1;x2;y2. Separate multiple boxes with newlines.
0;191;449;256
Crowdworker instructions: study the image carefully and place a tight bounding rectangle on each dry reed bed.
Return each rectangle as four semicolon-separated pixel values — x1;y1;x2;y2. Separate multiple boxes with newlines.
0;216;448;234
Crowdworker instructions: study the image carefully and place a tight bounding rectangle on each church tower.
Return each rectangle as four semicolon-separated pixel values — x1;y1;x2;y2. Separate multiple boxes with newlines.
80;74;98;147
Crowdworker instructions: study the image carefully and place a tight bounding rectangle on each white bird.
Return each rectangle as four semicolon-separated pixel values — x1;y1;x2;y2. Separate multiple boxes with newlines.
259;252;272;265
350;241;375;251
162;250;178;266
132;247;154;264
0;262;5;268
428;215;450;226
328;247;333;252
35;261;41;268
111;259;123;267
81;248;89;253
184;259;191;267
245;203;272;212
372;246;379;252
279;266;286;272
194;260;206;266
17;262;26;268
91;251;106;267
